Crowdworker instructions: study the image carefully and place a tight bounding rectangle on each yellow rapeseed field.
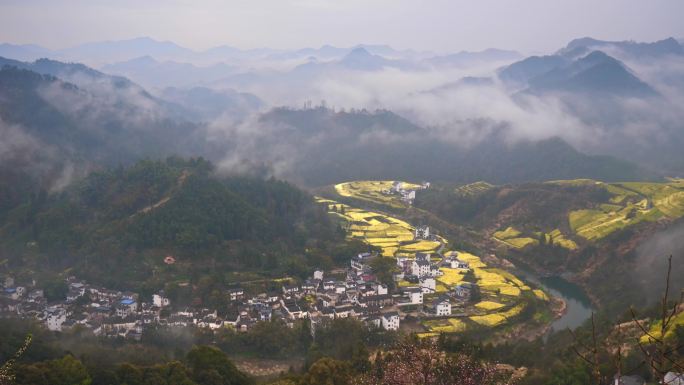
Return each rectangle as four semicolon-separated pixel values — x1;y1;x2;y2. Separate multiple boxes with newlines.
475;301;505;311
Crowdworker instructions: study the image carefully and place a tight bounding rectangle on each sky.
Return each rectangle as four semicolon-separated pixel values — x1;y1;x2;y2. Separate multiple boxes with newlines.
1;0;683;53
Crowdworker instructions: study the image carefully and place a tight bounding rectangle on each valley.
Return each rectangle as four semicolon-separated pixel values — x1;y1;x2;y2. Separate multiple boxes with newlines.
318;181;560;339
2;14;684;383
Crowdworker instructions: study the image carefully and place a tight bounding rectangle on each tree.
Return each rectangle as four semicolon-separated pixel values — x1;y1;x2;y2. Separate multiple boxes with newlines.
299;358;352;385
369;257;397;289
314;319;367;361
43;280;68;302
16;355;91;385
350;342;370;373
185;346;251;385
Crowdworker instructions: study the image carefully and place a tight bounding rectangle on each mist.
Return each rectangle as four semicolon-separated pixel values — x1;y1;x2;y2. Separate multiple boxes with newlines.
632;220;684;305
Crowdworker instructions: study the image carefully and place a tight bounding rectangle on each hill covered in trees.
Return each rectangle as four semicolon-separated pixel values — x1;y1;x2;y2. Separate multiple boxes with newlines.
235;107;651;187
0;158;352;290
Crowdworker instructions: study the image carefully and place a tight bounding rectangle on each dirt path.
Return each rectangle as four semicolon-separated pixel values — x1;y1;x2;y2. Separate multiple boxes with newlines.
129;169;190;219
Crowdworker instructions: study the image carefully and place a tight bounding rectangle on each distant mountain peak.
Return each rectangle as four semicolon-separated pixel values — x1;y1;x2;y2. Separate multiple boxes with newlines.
558;36;684;59
346;47;372;57
526;50;657;97
577;50;620;67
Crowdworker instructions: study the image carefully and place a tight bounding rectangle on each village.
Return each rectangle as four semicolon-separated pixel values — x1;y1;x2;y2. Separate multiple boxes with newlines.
0;224;481;340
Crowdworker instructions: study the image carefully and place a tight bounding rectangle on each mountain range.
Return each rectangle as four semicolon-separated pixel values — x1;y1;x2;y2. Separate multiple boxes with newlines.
2;36;684;192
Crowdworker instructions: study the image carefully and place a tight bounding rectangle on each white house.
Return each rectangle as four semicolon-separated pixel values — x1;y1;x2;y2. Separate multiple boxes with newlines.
46;308;66;331
351;253;374;270
228;288;244;301
420;277;436;293
446;257;470;270
381;312;400;331
153;291;170;307
335;283;347;294
27;289;44;302
404;287;423;304
433;299;452;316
366;316;382;329
15;286;26;297
376;284;388;295
313;270;324;280
322;280;336;291
116;298;137;317
401;190;416;204
411;259;431;277
282;284;300;295
414;226;430;240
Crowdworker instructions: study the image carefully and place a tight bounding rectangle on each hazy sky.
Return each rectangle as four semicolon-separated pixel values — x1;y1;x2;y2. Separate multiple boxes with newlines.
2;0;683;53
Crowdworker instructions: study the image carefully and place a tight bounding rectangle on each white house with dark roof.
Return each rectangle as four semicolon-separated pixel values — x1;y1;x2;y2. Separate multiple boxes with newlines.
228;288;244;301
414;226;430;240
411;259;431;277
433;298;452;316
420;277;436;293
445;257;469;270
282;284;300;295
381;312;400;330
153;291;170;307
46;307;67;331
403;287;423;304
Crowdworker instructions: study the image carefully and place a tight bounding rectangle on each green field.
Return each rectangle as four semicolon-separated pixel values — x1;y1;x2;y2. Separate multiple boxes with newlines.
546;179;684;241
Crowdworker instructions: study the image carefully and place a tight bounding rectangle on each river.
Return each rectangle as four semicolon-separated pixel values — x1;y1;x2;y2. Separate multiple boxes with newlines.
515;269;595;336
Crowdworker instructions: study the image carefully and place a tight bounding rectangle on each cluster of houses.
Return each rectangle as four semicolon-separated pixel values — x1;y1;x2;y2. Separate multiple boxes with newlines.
381;181;430;205
391;252;476;317
0;247;478;339
0;275;154;339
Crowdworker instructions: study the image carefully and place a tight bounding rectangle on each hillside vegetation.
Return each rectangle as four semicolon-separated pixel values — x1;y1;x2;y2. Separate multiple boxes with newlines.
415;178;684;315
0;158;347;289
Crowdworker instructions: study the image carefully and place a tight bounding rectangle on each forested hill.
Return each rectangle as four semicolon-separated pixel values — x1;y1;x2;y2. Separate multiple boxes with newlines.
0;158;346;289
248;107;652;186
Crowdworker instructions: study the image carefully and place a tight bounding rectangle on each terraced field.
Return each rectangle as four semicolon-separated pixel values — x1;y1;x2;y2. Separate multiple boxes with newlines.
455;181;494;196
640;309;684;344
420;251;545;334
334;180;424;208
543;179;684;241
492;226;538;249
317;193;549;336
492;226;578;250
315;197;444;257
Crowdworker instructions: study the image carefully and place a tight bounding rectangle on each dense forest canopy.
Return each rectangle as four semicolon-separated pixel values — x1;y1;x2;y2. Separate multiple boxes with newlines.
0;157;350;290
